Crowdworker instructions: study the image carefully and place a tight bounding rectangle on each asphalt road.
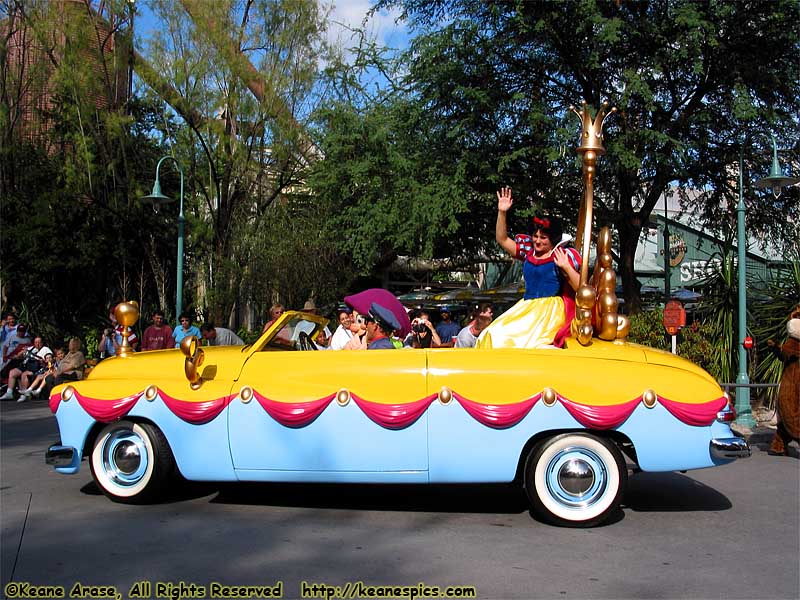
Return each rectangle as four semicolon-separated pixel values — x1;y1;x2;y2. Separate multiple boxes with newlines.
1;400;798;600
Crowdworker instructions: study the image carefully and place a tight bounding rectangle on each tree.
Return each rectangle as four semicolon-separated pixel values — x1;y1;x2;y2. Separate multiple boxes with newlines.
0;0;174;336
139;0;332;324
376;0;800;312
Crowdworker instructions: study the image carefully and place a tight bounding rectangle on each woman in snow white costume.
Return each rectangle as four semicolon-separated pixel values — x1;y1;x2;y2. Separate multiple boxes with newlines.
477;186;580;349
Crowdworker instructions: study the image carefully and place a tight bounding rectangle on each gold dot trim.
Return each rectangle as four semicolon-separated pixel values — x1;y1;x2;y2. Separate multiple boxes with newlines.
542;388;557;407
438;387;453;405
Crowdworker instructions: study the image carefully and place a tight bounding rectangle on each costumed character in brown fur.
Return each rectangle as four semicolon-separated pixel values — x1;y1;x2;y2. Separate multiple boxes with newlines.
768;306;800;456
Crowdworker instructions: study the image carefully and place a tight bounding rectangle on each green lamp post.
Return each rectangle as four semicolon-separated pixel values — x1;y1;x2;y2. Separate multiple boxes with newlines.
142;156;185;321
734;135;798;428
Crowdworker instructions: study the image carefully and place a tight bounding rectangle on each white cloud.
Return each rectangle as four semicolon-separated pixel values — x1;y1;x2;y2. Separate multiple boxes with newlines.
324;0;408;55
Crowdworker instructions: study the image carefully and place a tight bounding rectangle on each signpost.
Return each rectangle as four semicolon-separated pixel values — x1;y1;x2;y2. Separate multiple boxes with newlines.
663;299;686;354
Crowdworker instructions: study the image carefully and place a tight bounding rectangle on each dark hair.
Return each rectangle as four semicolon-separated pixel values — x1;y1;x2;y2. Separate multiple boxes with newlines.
200;323;215;333
152;310;165;318
179;313;192;321
472;302;492;319
530;215;563;245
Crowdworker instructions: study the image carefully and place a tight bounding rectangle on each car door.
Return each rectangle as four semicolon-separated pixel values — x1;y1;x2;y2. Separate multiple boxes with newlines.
228;345;429;481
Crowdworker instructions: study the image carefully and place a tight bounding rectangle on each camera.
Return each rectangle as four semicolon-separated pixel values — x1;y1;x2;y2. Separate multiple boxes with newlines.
412;320;427;334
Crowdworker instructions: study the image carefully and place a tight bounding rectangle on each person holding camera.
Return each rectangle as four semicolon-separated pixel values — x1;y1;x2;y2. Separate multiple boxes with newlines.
405;310;442;349
99;306;138;358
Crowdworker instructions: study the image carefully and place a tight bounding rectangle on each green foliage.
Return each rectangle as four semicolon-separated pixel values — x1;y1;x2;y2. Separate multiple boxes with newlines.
627;308;728;380
752;247;800;405
692;253;739;384
82;327;100;360
308;100;474;274
627;309;668;351
370;0;800;313
236;327;262;346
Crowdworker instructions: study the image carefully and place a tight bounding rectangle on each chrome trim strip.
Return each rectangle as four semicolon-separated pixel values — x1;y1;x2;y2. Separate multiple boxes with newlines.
710;437;751;460
46;445;76;467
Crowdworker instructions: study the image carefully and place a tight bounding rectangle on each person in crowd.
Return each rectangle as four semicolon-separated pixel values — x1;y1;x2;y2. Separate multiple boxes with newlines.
200;323;244;346
767;306;800;456
173;313;202;348
1;322;32;374
455;303;494;348
364;303;400;350
17;347;55;401
140;310;175;351
293;299;331;348
435;307;461;348
2;336;47;401
0;313;18;347
261;304;285;334
344;310;368;350
330;308;354;350
405;310;442;348
99;306;138;357
477;187;580;349
44;338;85;391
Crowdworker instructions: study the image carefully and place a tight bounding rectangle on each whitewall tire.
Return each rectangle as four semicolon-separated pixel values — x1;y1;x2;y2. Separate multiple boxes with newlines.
525;433;626;527
89;421;174;503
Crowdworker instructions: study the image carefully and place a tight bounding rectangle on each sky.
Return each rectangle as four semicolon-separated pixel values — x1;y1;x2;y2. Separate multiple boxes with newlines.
325;0;409;52
135;0;409;63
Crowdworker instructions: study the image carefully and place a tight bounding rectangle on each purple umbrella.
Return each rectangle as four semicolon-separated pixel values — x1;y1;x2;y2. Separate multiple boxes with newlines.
344;288;412;337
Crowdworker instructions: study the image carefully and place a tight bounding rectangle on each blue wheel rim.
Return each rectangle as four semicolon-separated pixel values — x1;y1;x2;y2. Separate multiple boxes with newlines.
544;445;608;510
102;429;149;487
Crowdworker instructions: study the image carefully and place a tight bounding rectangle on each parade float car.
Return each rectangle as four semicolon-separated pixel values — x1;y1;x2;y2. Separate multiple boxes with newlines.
45;309;750;527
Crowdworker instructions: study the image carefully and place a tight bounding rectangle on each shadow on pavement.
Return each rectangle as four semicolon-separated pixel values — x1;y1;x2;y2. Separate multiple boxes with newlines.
80;479;220;503
623;471;732;512
212;482;530;514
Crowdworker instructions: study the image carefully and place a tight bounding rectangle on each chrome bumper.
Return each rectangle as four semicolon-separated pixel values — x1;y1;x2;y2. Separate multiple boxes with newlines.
710;437;751;460
46;444;76;467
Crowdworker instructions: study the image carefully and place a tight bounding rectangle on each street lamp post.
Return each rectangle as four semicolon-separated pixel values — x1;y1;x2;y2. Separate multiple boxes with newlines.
734;135;798;428
142;156;185;321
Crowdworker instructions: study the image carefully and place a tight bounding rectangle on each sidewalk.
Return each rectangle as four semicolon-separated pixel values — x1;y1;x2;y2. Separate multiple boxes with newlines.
730;405;778;447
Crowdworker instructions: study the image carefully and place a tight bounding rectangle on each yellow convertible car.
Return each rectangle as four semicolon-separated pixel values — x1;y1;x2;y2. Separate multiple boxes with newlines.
46;309;749;527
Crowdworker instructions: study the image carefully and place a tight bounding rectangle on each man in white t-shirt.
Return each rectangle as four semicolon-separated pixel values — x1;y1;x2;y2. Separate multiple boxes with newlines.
455;303;494;348
200;323;244;346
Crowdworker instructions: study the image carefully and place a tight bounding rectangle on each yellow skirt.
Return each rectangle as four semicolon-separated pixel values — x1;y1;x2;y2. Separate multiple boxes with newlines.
476;297;566;349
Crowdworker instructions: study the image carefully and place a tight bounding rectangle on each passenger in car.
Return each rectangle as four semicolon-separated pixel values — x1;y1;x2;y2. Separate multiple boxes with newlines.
330;308;354;350
364;303;400;350
344;310;368;350
477;186;581;349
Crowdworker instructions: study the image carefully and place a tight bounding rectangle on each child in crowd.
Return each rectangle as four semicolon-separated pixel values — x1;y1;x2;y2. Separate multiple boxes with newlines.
18;348;61;399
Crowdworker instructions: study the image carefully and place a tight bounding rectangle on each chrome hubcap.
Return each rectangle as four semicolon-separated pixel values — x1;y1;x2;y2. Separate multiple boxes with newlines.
102;429;148;486
545;446;607;509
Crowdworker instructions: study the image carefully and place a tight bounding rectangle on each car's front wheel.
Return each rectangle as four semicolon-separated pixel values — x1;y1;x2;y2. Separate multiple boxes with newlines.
89;420;174;503
525;433;626;527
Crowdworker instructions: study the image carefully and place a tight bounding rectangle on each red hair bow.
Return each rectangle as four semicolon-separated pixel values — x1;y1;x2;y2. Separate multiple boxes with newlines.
533;216;551;228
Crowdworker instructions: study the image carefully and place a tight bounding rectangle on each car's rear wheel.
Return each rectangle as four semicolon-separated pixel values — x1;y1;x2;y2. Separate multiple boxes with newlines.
525;433;626;527
89;420;174;503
